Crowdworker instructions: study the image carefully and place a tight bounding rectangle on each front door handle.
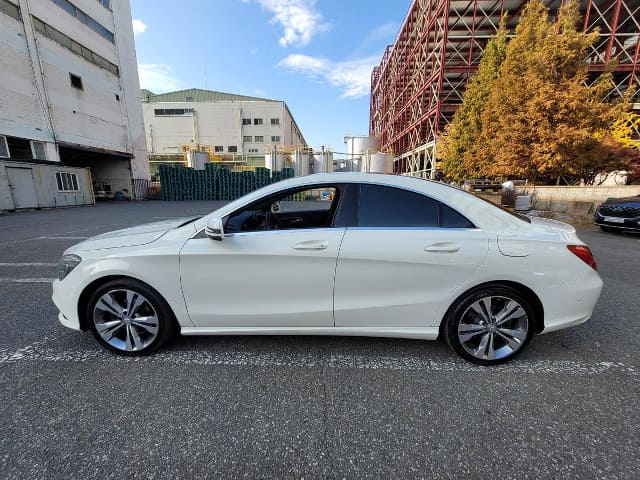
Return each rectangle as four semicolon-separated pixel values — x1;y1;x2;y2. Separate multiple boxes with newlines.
293;240;328;250
425;242;460;253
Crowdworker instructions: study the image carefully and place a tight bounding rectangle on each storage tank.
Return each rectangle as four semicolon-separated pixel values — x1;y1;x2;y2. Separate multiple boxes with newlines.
265;151;286;171
369;152;393;173
312;149;334;174
292;150;311;176
345;136;381;158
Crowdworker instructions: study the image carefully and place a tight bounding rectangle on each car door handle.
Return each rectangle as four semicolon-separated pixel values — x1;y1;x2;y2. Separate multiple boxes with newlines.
425;242;460;253
293;240;328;250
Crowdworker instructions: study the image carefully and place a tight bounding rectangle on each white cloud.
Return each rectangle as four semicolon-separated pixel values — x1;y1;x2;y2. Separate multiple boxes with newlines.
132;19;147;36
251;0;330;47
278;54;380;99
138;64;183;93
363;22;400;46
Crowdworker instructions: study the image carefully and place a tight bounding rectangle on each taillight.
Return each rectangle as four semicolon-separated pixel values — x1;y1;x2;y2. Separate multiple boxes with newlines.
567;245;597;270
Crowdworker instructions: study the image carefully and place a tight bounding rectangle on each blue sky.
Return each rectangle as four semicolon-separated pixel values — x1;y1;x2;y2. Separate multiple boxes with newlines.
130;0;411;154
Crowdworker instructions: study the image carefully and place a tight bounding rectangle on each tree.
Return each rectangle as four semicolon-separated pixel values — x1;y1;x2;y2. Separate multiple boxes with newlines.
437;17;508;182
469;0;635;184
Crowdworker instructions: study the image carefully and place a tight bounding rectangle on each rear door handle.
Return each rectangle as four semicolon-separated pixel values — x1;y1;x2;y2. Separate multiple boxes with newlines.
293;240;328;250
425;242;460;253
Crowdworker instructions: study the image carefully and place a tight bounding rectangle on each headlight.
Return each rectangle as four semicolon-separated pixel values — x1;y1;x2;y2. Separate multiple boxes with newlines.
57;254;82;280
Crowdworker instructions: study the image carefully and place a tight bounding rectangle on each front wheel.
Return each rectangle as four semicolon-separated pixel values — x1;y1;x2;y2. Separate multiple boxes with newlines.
444;287;534;365
87;279;177;355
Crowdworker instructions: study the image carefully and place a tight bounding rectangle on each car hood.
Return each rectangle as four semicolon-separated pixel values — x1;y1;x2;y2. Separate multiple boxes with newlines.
72;217;198;251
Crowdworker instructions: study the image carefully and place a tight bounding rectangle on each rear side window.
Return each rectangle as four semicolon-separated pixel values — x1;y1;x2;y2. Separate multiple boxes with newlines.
359;184;439;227
440;203;475;228
358;184;474;228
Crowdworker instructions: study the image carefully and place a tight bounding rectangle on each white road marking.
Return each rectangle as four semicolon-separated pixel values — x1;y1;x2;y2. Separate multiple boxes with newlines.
0;262;58;267
0;278;55;283
0;346;637;376
37;236;88;240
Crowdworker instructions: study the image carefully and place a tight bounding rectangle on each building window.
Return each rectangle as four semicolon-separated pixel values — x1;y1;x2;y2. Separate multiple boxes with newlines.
69;73;83;90
50;0;115;43
96;0;110;9
0;0;22;22
243;136;252;143
0;135;9;158
115;94;120;101
56;172;79;192
214;146;223;153
185;96;193;102
271;136;281;142
248;148;259;154
30;141;47;160
253;118;263;125
228;146;238;153
153;108;194;116
254;136;264;143
270;118;280;126
242;118;251;125
31;16;119;75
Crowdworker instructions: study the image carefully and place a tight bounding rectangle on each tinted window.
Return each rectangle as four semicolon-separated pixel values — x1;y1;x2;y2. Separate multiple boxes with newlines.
440;203;475;228
358;185;439;227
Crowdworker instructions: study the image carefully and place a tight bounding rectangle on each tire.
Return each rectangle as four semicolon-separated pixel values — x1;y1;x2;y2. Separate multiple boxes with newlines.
600;226;620;234
86;278;177;355
444;286;535;366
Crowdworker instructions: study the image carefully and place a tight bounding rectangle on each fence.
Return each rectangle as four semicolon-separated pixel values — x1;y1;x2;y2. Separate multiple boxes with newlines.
158;164;295;201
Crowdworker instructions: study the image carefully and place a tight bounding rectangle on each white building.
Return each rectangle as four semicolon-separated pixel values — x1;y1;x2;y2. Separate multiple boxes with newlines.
0;0;148;211
142;88;307;176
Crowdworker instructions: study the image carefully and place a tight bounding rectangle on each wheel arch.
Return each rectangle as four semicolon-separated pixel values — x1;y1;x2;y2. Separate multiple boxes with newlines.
440;280;545;337
77;275;178;331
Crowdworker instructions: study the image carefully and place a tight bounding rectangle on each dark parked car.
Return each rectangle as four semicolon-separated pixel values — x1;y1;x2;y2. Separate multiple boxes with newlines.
594;195;640;233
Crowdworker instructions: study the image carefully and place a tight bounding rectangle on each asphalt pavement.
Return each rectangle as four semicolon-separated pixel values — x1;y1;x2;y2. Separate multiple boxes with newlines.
0;201;639;479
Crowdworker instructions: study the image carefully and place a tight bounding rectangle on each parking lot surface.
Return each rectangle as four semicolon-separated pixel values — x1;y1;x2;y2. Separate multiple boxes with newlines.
1;201;639;479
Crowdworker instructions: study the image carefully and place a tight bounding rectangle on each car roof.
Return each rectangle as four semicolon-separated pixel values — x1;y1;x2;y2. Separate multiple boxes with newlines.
204;173;531;233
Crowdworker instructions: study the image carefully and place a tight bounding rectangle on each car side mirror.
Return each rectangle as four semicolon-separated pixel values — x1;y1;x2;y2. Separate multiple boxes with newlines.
205;217;224;241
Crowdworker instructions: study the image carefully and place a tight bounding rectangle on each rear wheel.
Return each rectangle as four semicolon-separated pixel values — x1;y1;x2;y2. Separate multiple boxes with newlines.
87;279;176;355
445;287;534;365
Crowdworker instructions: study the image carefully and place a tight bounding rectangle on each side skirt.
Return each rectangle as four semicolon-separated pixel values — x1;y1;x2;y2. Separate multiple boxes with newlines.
180;326;440;341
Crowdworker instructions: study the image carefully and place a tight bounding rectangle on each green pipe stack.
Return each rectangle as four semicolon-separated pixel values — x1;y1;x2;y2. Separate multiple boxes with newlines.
158;164;295;201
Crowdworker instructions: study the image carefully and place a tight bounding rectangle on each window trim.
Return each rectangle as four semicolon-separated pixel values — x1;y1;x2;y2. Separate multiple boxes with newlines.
0;135;9;158
55;171;80;192
30;140;47;160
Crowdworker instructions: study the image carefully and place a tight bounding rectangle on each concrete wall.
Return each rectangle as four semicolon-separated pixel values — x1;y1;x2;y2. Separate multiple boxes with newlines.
143;100;306;158
521;185;640;208
0;160;94;210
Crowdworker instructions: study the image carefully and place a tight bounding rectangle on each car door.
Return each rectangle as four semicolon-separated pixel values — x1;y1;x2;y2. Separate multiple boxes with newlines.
179;185;347;327
334;184;489;328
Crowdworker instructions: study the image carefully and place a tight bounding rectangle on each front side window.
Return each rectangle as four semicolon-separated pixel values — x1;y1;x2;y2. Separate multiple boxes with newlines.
358;184;474;228
225;186;339;233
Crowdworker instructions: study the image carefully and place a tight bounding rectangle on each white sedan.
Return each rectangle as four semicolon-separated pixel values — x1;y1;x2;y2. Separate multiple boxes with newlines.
52;173;603;365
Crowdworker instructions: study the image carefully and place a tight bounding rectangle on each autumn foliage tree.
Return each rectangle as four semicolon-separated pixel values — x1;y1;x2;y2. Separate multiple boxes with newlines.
457;0;635;184
437;17;508;182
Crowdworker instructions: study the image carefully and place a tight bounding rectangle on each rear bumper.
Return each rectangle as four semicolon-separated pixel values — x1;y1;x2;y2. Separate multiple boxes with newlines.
538;270;603;334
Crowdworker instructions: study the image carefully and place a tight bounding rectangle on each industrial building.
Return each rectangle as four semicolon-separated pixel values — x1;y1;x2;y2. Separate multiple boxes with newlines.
141;88;308;177
370;0;640;178
0;0;148;211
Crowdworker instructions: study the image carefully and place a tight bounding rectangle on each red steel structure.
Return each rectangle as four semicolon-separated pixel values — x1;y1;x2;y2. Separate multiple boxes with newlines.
370;0;640;177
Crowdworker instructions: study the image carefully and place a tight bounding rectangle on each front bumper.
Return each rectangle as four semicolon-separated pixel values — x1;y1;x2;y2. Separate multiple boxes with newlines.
594;212;640;232
52;278;82;331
